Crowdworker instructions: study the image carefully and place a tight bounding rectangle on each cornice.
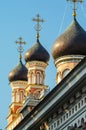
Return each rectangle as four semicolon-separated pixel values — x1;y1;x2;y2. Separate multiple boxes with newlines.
14;57;86;130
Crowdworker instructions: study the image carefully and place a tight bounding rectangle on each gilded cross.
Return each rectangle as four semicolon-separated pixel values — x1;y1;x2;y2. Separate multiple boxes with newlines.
66;0;83;18
16;37;26;61
32;14;44;39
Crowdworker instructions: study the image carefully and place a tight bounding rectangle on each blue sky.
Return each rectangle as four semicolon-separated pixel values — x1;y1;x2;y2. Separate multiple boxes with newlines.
0;0;86;129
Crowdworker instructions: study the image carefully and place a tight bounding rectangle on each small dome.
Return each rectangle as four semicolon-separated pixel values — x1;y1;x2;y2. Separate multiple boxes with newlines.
52;18;86;60
8;61;28;82
24;39;50;63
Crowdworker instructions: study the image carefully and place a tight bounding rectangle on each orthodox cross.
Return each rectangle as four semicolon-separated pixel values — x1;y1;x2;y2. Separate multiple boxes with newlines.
66;0;83;18
32;14;44;39
16;37;26;61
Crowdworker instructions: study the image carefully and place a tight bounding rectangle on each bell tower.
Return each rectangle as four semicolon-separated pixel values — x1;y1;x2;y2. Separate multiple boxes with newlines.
52;0;84;84
7;37;28;126
24;14;50;111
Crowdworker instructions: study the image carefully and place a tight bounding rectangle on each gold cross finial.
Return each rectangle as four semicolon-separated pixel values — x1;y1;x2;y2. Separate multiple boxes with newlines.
32;14;44;39
67;0;83;19
16;37;26;62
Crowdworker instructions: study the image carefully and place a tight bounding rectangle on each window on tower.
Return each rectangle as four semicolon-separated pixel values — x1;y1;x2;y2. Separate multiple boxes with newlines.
62;69;71;78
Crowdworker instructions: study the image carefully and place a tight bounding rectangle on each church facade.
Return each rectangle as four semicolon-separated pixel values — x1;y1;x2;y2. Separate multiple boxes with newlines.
6;1;86;130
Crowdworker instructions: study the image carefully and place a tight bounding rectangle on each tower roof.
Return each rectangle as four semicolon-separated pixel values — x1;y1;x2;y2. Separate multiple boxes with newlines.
24;14;50;63
8;61;28;82
24;39;50;63
52;18;86;60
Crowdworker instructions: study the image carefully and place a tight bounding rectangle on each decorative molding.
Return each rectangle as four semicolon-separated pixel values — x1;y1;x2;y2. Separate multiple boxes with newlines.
10;81;28;89
49;96;86;130
26;61;48;70
55;55;84;67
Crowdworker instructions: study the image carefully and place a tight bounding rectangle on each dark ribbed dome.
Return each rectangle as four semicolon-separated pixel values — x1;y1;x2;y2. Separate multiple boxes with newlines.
52;18;86;60
8;61;28;82
24;39;50;63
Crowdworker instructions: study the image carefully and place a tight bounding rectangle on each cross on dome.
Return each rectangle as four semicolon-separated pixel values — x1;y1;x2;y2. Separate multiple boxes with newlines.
66;0;83;18
32;14;44;39
16;37;26;61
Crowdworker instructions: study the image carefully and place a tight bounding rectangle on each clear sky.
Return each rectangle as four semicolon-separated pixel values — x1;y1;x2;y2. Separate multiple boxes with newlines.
0;0;86;129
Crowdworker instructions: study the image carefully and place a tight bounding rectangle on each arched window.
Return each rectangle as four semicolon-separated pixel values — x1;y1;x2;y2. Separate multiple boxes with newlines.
32;72;36;84
16;91;20;102
62;69;71;78
81;118;84;126
37;72;40;84
20;90;24;102
40;74;43;85
74;123;77;128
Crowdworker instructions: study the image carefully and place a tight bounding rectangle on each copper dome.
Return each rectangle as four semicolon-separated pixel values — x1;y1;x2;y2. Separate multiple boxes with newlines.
24;39;50;63
52;18;86;60
8;61;28;82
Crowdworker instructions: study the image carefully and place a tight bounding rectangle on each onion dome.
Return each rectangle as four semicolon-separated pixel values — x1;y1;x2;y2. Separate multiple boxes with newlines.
52;18;86;60
8;61;28;82
24;39;50;63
